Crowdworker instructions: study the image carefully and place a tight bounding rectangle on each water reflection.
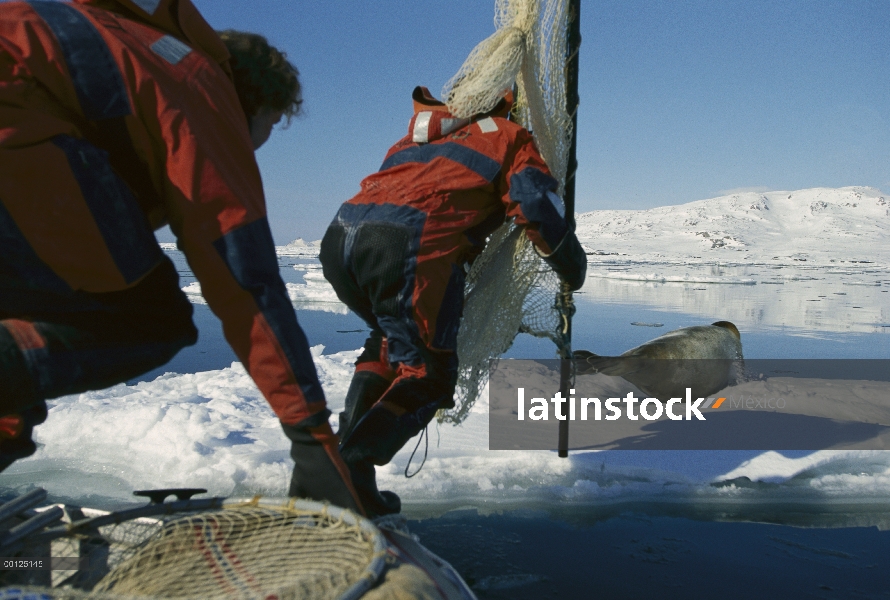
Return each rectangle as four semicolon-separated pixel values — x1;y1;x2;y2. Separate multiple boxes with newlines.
580;260;890;335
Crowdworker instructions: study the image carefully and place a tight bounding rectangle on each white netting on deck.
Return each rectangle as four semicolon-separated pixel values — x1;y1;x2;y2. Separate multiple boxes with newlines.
4;499;385;600
440;0;575;424
94;505;379;599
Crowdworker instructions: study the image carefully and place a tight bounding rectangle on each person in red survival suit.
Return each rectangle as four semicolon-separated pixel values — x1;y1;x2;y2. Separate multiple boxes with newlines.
320;86;587;516
0;0;363;514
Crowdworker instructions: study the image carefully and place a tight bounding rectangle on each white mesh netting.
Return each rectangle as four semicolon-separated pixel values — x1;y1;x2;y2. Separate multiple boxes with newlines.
439;0;576;425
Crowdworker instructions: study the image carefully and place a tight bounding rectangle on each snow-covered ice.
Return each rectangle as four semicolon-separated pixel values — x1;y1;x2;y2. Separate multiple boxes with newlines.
284;266;349;314
576;186;890;267
13;352;890;522
3;187;889;525
181;262;347;314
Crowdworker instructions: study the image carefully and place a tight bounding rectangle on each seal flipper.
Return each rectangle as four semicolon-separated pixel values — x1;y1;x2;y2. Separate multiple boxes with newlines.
573;349;602;375
581;357;644;377
573;351;644;378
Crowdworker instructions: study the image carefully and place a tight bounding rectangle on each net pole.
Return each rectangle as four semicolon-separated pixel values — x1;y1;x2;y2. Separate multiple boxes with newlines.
557;0;581;458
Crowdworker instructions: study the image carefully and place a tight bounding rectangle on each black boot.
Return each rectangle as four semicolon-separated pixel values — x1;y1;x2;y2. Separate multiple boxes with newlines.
348;459;401;518
339;401;443;518
338;370;391;442
339;404;406;517
340;403;415;467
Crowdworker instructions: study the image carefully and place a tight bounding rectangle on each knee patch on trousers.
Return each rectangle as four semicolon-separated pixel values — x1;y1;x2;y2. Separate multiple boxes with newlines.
351;223;412;318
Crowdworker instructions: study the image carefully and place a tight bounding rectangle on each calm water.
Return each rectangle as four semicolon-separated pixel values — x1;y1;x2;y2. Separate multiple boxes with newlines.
138;251;890;384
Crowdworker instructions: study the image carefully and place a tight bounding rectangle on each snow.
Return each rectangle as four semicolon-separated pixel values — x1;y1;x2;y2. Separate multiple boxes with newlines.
284;266;349;314
26;349;354;500
20;357;890;515
573;189;890;337
575;186;890;267
183;264;348;314
4;187;890;522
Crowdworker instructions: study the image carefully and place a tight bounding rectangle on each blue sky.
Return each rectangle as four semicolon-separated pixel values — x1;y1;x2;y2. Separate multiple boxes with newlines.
187;0;890;242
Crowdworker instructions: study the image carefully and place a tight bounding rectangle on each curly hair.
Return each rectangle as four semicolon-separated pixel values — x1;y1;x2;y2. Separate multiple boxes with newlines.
218;30;302;125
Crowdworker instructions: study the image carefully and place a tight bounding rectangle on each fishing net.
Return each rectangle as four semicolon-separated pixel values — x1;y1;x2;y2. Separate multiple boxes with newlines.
440;0;576;424
443;0;573;195
3;498;386;600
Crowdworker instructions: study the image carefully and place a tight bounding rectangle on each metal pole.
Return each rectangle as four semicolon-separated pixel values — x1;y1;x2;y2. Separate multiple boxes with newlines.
558;0;581;458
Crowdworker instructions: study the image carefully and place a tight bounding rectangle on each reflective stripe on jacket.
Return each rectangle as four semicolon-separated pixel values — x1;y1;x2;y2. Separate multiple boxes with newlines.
329;87;577;348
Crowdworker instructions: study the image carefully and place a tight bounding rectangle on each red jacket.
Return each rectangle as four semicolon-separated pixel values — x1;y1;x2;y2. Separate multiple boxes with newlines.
348;87;571;262
332;87;585;349
0;0;324;424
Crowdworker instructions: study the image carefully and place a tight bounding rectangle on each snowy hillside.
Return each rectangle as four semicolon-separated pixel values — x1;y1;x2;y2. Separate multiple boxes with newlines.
575;186;890;267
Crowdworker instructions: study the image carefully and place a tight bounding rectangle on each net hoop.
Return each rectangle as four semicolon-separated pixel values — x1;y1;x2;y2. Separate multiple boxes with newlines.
2;497;388;600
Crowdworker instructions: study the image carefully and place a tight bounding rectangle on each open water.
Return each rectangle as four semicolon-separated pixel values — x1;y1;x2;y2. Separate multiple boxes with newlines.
29;249;890;598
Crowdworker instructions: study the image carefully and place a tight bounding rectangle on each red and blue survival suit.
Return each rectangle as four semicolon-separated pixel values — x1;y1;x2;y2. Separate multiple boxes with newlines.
320;86;587;515
0;0;362;512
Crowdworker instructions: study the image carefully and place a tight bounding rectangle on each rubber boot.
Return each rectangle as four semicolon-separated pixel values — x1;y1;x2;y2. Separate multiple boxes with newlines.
348;459;401;518
338;370;391;442
339;400;442;518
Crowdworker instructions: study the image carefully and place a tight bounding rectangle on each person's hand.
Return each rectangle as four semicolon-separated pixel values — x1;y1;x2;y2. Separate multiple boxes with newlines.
280;417;365;516
538;230;587;291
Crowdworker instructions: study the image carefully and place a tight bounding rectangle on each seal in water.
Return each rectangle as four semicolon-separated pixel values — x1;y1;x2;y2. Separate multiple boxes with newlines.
573;321;743;400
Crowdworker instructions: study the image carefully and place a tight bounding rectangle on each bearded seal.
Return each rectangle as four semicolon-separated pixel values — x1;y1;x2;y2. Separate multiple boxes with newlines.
573;321;743;400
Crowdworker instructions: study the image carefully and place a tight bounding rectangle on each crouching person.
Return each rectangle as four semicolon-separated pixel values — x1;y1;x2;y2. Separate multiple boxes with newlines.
0;0;362;513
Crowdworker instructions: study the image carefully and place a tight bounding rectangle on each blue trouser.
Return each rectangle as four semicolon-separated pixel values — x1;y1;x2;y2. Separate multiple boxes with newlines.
0;255;196;473
0;256;197;416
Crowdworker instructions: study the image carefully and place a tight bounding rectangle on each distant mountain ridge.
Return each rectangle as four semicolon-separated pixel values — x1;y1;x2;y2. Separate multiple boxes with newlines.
271;187;889;265
277;237;322;256
575;186;890;266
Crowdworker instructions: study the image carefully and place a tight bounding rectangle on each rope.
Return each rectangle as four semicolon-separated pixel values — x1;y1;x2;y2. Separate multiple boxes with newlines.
404;425;429;478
